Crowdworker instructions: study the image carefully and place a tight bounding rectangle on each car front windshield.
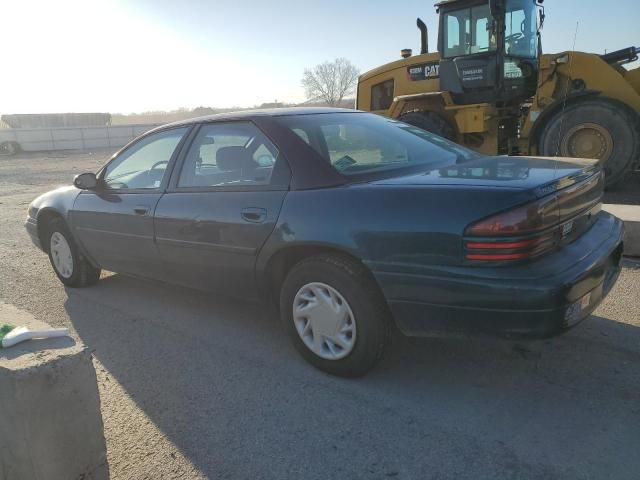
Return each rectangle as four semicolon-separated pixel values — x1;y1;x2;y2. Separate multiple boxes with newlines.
276;113;477;179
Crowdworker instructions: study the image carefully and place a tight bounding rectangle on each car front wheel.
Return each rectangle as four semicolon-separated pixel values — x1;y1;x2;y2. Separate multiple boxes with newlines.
280;255;390;377
47;217;101;287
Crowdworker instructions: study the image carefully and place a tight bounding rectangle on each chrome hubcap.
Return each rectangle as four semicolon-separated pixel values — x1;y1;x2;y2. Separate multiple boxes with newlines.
293;282;356;360
50;232;73;278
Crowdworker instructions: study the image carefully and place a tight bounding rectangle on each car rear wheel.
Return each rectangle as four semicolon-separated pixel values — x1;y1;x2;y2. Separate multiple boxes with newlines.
280;255;390;377
47;217;101;287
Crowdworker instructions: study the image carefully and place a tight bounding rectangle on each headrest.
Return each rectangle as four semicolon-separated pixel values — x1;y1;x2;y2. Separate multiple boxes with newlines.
216;146;256;171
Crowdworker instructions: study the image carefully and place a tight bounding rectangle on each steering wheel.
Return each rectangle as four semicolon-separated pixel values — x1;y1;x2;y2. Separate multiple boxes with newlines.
150;160;168;171
505;32;524;43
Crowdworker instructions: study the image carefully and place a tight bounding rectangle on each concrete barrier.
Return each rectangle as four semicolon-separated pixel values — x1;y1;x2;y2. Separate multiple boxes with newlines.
0;303;108;480
0;124;161;153
603;204;640;257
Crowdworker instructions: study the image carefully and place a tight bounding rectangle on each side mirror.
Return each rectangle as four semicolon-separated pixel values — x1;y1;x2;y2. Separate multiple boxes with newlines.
73;172;98;190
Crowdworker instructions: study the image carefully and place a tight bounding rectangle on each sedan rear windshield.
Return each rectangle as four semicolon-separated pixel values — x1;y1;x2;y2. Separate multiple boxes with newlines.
275;112;476;178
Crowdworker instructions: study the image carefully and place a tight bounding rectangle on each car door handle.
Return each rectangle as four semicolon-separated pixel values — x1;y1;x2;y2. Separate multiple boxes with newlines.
133;206;149;215
241;207;267;223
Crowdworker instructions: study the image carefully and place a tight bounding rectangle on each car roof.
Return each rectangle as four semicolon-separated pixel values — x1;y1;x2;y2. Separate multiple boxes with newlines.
162;107;359;128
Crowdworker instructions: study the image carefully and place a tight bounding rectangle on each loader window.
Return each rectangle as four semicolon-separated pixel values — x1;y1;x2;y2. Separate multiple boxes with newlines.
443;6;496;58
505;0;537;58
370;79;394;111
445;15;463;57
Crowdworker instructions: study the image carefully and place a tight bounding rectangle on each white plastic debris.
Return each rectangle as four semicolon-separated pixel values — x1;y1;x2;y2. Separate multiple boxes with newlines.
1;326;70;348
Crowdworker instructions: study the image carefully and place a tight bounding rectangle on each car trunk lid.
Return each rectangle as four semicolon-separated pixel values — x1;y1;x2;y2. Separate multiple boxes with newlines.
372;155;604;264
371;155;599;195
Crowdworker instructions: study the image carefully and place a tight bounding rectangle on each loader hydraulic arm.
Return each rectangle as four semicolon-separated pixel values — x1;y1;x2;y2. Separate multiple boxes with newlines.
600;46;639;66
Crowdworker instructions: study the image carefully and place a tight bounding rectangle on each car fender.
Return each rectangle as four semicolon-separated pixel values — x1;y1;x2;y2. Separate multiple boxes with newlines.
255;188;364;298
29;186;82;251
254;182;537;298
31;185;80;223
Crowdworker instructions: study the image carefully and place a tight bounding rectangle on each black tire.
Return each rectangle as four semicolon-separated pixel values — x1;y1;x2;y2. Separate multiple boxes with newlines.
280;255;390;377
538;98;640;188
0;141;19;156
398;111;456;140
46;217;101;287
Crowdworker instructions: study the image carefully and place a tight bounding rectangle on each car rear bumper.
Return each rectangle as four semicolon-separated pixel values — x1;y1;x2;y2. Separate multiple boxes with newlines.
372;212;624;338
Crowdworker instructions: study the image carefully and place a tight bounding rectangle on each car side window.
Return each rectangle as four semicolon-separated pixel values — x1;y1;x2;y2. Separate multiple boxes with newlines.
178;122;280;188
319;123;409;171
102;127;188;190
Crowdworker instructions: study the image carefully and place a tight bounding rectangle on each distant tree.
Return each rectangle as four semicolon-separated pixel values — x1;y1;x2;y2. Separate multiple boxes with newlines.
192;106;216;116
302;58;359;107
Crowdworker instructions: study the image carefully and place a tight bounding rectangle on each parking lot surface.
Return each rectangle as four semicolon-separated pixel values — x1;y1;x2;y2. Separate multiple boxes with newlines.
1;150;639;479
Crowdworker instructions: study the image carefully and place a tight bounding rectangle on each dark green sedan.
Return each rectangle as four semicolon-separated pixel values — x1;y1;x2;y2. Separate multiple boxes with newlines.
25;108;623;376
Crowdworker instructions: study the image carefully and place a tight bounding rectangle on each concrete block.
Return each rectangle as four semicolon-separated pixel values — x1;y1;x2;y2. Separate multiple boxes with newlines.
0;303;108;480
603;204;640;257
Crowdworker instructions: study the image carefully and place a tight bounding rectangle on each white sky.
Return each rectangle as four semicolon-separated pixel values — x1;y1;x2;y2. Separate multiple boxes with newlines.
1;0;638;115
1;0;304;114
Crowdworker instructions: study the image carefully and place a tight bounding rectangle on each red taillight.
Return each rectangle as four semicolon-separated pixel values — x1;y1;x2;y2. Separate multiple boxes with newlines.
465;197;560;263
464;234;555;261
465;196;558;237
466;252;531;261
464;171;603;264
465;236;555;260
466;238;545;250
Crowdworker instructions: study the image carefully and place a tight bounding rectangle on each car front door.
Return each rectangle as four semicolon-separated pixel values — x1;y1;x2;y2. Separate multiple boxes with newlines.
71;126;191;278
154;121;290;298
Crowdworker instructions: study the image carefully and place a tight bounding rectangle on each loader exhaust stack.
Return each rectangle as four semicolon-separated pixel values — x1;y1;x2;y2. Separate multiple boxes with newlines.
417;18;428;54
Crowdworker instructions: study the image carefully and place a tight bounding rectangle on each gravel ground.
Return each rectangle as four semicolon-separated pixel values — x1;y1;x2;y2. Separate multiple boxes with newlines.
604;170;640;205
1;150;639;480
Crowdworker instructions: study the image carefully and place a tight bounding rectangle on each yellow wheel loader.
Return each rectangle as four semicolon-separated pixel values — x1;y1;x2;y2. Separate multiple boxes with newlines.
356;0;640;187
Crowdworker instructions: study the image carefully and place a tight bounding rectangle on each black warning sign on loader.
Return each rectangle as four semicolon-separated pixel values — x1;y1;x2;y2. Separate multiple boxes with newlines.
407;62;440;81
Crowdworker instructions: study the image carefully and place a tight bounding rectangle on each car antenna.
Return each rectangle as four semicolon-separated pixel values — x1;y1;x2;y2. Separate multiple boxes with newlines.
552;21;579;181
554;21;580;158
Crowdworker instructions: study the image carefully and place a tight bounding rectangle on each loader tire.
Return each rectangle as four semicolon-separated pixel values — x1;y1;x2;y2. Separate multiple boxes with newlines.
538;98;640;189
399;111;456;141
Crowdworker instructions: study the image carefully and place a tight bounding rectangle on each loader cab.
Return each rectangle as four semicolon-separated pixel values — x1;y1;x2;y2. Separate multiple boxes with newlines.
436;0;541;105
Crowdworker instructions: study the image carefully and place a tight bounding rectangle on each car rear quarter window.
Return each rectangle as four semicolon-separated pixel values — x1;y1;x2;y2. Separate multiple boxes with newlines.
276;113;475;178
177;122;280;188
320;124;409;169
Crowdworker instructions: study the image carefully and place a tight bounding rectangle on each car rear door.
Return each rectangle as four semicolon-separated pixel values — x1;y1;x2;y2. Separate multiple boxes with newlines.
153;121;290;298
71;126;191;278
